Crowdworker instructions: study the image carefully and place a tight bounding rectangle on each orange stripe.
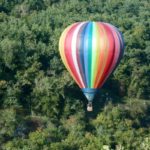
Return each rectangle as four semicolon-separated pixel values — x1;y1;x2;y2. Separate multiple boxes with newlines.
94;23;108;88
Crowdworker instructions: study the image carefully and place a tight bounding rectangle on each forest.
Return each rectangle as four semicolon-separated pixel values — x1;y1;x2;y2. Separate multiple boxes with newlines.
0;0;150;149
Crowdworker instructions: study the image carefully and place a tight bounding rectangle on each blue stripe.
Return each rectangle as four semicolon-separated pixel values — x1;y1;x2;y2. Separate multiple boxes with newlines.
77;23;88;87
112;29;124;72
116;30;124;67
83;22;92;88
77;23;87;87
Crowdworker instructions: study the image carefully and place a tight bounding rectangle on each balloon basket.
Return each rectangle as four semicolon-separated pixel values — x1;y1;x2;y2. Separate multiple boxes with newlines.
87;102;93;112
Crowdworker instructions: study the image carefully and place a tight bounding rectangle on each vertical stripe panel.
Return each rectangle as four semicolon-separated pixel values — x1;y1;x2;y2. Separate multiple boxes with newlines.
59;24;80;85
71;22;85;88
76;22;88;87
94;23;108;88
64;23;83;87
97;23;115;87
83;22;93;88
91;22;97;87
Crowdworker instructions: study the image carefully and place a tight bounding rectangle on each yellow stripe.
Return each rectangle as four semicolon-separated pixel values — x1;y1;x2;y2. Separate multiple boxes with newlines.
93;23;105;87
59;25;72;69
93;23;101;88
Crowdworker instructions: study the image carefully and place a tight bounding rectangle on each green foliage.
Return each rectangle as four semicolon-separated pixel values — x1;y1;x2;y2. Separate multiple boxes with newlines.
92;102;150;149
0;109;17;146
0;0;149;149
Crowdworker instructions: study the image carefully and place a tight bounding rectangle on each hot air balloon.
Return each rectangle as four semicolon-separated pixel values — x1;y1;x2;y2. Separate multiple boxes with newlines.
59;21;124;111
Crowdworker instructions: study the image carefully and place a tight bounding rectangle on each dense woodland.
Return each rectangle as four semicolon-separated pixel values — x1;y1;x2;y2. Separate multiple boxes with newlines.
0;0;150;149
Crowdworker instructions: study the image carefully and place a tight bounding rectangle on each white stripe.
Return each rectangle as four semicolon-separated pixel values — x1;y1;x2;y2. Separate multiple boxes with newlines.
71;22;85;88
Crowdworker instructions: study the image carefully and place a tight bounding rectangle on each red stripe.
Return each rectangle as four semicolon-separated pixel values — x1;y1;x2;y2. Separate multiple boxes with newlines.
64;23;83;87
100;24;121;86
98;23;115;87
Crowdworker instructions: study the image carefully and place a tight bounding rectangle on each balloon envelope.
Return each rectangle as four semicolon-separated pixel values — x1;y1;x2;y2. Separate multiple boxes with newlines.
59;21;124;102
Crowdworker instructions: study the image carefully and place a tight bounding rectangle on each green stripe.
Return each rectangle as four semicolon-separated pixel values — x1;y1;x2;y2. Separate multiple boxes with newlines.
91;22;97;87
87;22;93;88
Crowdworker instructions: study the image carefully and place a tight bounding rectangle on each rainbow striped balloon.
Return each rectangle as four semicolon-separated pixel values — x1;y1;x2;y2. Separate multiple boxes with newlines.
59;21;124;102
